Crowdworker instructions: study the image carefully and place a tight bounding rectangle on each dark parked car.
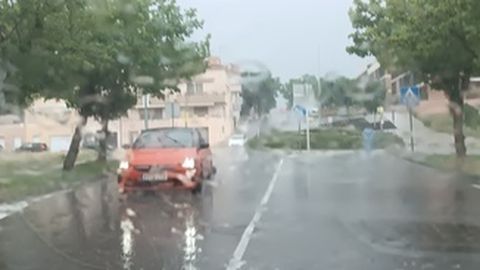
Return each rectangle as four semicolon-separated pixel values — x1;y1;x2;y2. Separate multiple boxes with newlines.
16;143;48;152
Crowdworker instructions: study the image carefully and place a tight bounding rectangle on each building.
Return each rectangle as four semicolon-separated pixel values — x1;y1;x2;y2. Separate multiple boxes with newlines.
0;57;242;151
356;61;480;116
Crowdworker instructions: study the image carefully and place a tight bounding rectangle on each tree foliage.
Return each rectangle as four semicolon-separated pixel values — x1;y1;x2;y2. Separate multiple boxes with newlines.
347;0;480;157
0;0;209;167
320;77;357;108
320;76;385;114
240;73;280;116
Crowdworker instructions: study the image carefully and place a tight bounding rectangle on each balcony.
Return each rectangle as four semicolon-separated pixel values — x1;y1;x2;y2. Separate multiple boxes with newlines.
136;93;226;108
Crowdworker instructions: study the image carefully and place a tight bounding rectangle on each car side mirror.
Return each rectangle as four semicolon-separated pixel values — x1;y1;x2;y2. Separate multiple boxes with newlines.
199;142;209;149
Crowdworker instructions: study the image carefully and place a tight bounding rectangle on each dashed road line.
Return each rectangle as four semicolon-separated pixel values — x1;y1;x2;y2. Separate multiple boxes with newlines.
226;158;284;270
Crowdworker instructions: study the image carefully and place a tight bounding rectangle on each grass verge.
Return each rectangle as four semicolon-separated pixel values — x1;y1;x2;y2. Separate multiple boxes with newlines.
0;151;117;203
419;113;480;139
248;129;404;150
423;155;480;176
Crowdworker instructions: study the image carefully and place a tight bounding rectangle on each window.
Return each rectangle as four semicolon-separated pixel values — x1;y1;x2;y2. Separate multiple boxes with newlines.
210;105;223;117
138;108;164;120
193;106;209;117
187;82;204;94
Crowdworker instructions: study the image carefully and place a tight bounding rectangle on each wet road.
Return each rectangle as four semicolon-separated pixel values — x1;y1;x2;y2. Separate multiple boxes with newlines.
2;148;480;269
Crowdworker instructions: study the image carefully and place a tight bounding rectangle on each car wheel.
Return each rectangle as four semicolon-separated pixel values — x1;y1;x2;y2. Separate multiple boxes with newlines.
201;166;209;180
191;182;203;194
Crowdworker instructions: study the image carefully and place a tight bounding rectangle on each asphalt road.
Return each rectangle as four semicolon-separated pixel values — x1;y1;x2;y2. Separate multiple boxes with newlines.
2;148;480;270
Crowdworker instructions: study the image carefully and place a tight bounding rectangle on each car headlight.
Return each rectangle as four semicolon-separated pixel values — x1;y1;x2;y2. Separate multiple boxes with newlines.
182;157;195;169
119;161;129;170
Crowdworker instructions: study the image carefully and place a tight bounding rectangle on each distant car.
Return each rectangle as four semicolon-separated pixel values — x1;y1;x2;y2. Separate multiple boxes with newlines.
16;143;48;152
117;128;215;194
228;134;246;146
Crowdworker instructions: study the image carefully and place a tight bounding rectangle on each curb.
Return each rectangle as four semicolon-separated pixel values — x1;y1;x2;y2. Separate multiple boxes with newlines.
0;171;116;221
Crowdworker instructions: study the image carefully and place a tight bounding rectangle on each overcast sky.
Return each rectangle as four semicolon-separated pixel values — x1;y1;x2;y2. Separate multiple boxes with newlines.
177;0;372;81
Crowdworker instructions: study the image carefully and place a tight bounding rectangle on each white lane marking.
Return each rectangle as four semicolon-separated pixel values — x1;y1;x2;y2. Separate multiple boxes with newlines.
226;159;284;270
472;184;480;190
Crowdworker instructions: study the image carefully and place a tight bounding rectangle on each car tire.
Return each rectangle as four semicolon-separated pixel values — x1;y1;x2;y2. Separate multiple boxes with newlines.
191;182;203;194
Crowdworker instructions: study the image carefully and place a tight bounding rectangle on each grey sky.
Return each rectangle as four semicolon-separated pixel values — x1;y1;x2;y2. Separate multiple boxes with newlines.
177;0;372;81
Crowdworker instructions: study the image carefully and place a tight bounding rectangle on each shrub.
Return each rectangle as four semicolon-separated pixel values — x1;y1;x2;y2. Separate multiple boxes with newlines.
464;104;480;129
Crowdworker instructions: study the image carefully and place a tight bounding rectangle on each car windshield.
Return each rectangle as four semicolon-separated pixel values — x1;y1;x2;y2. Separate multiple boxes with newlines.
3;0;480;269
132;129;194;149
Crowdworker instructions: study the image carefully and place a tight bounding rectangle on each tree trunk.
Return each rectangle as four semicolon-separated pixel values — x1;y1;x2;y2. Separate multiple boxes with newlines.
97;119;109;162
63;117;87;171
448;89;467;158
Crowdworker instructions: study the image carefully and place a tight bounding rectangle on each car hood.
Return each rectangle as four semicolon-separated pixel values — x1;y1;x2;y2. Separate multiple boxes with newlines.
128;148;197;166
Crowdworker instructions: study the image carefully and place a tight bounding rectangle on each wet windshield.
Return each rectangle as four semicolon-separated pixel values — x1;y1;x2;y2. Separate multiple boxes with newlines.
2;0;480;269
132;129;194;149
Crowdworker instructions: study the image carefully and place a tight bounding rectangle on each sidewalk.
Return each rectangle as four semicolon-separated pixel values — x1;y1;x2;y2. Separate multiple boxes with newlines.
376;107;480;155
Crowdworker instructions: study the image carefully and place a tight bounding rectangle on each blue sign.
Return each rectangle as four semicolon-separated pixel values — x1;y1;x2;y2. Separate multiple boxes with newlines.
293;105;307;116
362;128;375;152
400;86;420;108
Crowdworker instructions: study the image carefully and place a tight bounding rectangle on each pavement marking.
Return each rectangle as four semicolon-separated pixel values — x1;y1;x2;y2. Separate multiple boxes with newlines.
226;158;284;270
472;184;480;190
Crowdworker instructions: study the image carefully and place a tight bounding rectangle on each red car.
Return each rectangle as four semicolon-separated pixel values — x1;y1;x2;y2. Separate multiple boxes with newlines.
118;128;215;194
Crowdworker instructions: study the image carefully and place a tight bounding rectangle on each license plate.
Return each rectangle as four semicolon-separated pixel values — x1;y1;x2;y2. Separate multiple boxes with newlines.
142;172;167;181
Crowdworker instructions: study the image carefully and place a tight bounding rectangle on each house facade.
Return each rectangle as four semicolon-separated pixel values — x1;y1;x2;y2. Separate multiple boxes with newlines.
0;57;242;151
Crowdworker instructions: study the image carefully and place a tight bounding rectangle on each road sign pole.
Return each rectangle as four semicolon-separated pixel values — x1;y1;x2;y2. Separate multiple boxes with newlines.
306;109;311;151
409;109;414;152
171;102;175;128
143;95;149;130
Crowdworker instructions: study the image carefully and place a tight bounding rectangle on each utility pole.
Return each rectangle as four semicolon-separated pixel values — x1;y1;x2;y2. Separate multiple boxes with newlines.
306;109;311;151
409;108;414;152
184;92;189;127
143;94;149;130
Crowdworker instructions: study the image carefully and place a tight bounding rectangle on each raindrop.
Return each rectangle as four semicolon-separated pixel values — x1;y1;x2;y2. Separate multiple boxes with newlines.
123;3;135;14
131;75;154;86
117;53;130;64
126;208;136;217
235;60;271;92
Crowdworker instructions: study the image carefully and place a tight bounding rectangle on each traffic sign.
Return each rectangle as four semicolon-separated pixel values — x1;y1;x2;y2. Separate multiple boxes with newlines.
165;102;180;118
293;84;304;98
400;86;420;109
400;86;419;152
293;104;311;150
293;105;307;116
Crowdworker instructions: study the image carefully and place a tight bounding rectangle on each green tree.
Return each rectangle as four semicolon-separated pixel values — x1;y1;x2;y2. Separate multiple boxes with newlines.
241;73;280;116
347;0;480;157
320;77;359;112
362;80;386;114
0;0;209;167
